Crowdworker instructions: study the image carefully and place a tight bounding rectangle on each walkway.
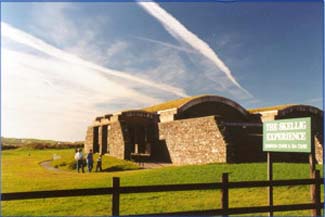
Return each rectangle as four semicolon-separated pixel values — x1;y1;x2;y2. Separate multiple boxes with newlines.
40;159;171;172
137;162;172;169
39;160;62;172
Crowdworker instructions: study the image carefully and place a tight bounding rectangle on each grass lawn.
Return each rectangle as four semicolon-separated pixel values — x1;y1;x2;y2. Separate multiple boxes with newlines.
1;148;323;216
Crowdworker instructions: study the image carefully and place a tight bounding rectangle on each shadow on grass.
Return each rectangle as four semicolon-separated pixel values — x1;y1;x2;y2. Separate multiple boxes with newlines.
101;166;144;172
67;164;142;172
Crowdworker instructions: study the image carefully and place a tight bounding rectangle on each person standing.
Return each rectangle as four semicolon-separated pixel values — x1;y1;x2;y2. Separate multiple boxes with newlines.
74;148;84;173
86;149;94;172
95;155;103;172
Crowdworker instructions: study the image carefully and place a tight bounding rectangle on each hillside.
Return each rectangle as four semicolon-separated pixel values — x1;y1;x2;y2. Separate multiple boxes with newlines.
1;137;83;150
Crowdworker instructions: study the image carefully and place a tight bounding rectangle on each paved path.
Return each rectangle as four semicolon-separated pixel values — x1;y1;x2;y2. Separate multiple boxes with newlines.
40;159;172;172
39;160;62;172
137;162;172;169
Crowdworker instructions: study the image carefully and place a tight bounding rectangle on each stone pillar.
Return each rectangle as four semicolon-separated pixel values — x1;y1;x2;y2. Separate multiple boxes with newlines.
109;121;126;159
134;143;138;154
134;127;137;153
84;126;94;153
98;126;103;154
107;125;111;153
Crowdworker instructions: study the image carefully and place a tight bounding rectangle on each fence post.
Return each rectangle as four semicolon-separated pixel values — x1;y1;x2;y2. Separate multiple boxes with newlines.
312;170;321;217
267;152;273;217
112;177;120;216
221;173;229;216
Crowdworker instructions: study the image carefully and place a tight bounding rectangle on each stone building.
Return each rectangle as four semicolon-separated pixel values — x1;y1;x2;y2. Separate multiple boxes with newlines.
84;95;323;165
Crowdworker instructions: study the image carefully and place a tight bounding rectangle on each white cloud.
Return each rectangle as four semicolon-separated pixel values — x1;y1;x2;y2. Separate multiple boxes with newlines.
1;22;190;141
138;1;253;98
30;3;81;46
1;48;161;141
2;22;188;97
1;2;257;141
106;41;129;59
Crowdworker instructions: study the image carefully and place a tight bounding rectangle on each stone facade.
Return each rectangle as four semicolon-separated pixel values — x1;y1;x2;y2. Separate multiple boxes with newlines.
158;116;227;165
84;95;323;165
84;126;93;153
158;108;178;123
108;121;125;159
98;126;103;154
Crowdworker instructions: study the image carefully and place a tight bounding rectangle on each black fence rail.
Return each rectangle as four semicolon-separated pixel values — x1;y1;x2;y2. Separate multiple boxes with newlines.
2;171;323;216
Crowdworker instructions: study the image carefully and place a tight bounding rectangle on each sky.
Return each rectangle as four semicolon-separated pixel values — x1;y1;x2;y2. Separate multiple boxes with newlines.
1;1;323;141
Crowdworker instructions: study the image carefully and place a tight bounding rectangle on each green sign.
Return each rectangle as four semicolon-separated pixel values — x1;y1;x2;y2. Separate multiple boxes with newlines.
263;117;311;153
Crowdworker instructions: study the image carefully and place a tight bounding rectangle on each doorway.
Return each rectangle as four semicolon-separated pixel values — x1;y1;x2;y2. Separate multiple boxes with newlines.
93;127;99;153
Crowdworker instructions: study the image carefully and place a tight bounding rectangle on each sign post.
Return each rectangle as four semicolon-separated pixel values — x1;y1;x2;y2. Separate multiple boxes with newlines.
267;152;273;216
263;117;312;216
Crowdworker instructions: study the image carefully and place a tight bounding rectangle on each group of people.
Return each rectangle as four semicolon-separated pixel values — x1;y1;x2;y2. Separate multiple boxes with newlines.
74;148;102;173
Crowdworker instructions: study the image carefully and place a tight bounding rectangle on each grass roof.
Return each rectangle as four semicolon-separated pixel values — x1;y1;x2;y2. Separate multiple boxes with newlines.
144;96;297;114
248;104;296;113
112;93;299;115
143;95;208;113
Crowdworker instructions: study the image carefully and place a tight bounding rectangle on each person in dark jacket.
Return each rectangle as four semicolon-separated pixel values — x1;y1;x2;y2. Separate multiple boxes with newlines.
86;149;94;172
96;155;103;172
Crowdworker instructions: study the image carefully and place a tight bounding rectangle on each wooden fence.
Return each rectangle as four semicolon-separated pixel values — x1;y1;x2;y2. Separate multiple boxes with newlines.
2;170;323;216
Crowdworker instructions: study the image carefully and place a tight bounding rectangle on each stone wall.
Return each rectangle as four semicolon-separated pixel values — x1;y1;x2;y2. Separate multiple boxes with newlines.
109;121;125;159
158;116;227;165
84;126;93;153
98;126;103;154
158;108;178;123
85;103;323;165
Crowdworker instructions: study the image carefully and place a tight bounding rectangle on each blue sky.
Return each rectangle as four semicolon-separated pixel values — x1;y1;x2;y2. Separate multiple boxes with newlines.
1;1;323;141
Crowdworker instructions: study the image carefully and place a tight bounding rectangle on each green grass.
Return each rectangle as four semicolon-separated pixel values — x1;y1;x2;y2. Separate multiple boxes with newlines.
143;95;204;112
50;150;140;171
247;104;296;113
1;148;323;216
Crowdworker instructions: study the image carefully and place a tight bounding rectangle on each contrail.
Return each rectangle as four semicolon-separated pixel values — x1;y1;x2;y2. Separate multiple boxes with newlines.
134;36;197;53
2;22;188;98
138;1;252;97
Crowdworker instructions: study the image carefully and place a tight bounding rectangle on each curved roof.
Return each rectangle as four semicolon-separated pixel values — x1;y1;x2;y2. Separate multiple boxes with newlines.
121;109;157;115
249;104;323;116
177;95;251;117
277;104;323;117
143;94;251;118
96;95;323;123
248;104;296;114
143;95;208;112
